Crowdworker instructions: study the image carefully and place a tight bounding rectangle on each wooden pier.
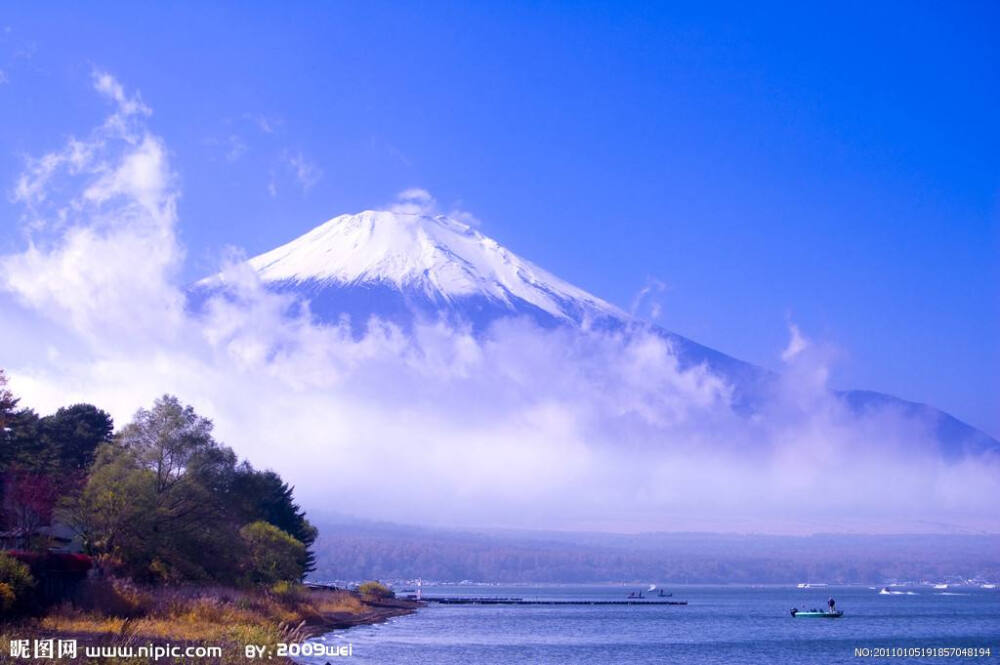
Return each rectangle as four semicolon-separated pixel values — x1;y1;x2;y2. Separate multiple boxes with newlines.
419;596;687;606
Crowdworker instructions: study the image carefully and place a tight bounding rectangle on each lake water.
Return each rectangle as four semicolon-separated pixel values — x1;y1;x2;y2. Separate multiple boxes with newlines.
296;584;999;664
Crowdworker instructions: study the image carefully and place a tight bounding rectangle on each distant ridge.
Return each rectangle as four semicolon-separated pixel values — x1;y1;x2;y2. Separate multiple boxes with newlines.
308;517;1000;584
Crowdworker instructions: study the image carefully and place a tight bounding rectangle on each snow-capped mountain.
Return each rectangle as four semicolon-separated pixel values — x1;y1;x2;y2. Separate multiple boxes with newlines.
202;210;624;328
196;208;997;458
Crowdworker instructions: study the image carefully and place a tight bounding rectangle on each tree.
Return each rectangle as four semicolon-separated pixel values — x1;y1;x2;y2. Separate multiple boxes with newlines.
239;521;307;585
39;404;114;472
0;552;35;612
77;440;241;583
74;397;241;582
229;467;317;574
357;581;394;599
2;468;60;548
0;407;50;535
70;394;317;586
0;399;111;474
120;395;216;493
0;409;49;472
72;443;158;569
0;369;18;430
0;402;110;541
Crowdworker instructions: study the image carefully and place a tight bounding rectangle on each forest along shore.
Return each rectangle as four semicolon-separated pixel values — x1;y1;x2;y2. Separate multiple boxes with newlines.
1;585;421;664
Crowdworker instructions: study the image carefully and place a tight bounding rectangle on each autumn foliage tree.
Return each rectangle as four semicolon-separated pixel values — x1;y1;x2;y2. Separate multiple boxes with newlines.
2;470;60;542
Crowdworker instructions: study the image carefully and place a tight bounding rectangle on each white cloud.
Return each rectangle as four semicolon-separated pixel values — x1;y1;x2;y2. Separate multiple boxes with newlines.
630;277;668;320
389;187;435;215
1;74;997;534
781;323;809;362
2;72;181;344
388;189;484;227
225;134;247;162
14;138;94;208
92;70;151;117
285;151;321;191
246;113;278;134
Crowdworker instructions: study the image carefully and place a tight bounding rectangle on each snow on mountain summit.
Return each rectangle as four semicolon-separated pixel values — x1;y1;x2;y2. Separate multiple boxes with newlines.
221;209;624;322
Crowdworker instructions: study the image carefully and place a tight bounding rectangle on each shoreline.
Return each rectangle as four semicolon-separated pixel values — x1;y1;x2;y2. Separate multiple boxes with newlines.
1;586;422;664
294;594;422;641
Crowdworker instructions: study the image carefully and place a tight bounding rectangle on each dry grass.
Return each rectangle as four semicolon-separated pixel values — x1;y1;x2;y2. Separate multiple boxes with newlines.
308;590;367;615
2;581;408;664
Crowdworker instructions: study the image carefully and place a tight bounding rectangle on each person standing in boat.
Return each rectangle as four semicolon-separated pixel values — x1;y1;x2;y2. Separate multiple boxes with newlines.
828;597;836;613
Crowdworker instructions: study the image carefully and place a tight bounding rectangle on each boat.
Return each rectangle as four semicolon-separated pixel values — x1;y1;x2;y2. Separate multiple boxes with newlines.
933;583;948;589
791;608;843;618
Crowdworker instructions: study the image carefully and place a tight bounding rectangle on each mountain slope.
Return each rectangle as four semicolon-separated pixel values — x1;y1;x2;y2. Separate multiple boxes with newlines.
196;209;997;457
204;210;624;327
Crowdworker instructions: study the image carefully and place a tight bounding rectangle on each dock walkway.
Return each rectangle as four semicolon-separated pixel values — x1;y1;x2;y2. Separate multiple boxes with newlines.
420;597;687;606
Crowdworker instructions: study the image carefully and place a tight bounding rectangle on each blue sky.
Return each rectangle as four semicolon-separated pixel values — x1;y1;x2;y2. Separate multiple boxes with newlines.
0;1;997;436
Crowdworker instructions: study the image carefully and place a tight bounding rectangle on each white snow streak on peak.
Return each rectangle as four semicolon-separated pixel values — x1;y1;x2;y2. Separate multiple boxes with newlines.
236;210;623;320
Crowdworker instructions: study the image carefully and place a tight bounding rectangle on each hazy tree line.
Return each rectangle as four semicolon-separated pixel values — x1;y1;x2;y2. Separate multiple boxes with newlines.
0;369;316;588
310;524;1000;584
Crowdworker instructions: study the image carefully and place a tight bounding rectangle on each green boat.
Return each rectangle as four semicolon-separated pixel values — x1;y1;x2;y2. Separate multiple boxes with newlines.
791;609;843;618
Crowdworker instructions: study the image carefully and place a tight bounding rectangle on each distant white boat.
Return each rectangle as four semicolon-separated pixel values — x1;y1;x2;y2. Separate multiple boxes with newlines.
982;584;997;589
933;583;948;589
797;583;827;589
